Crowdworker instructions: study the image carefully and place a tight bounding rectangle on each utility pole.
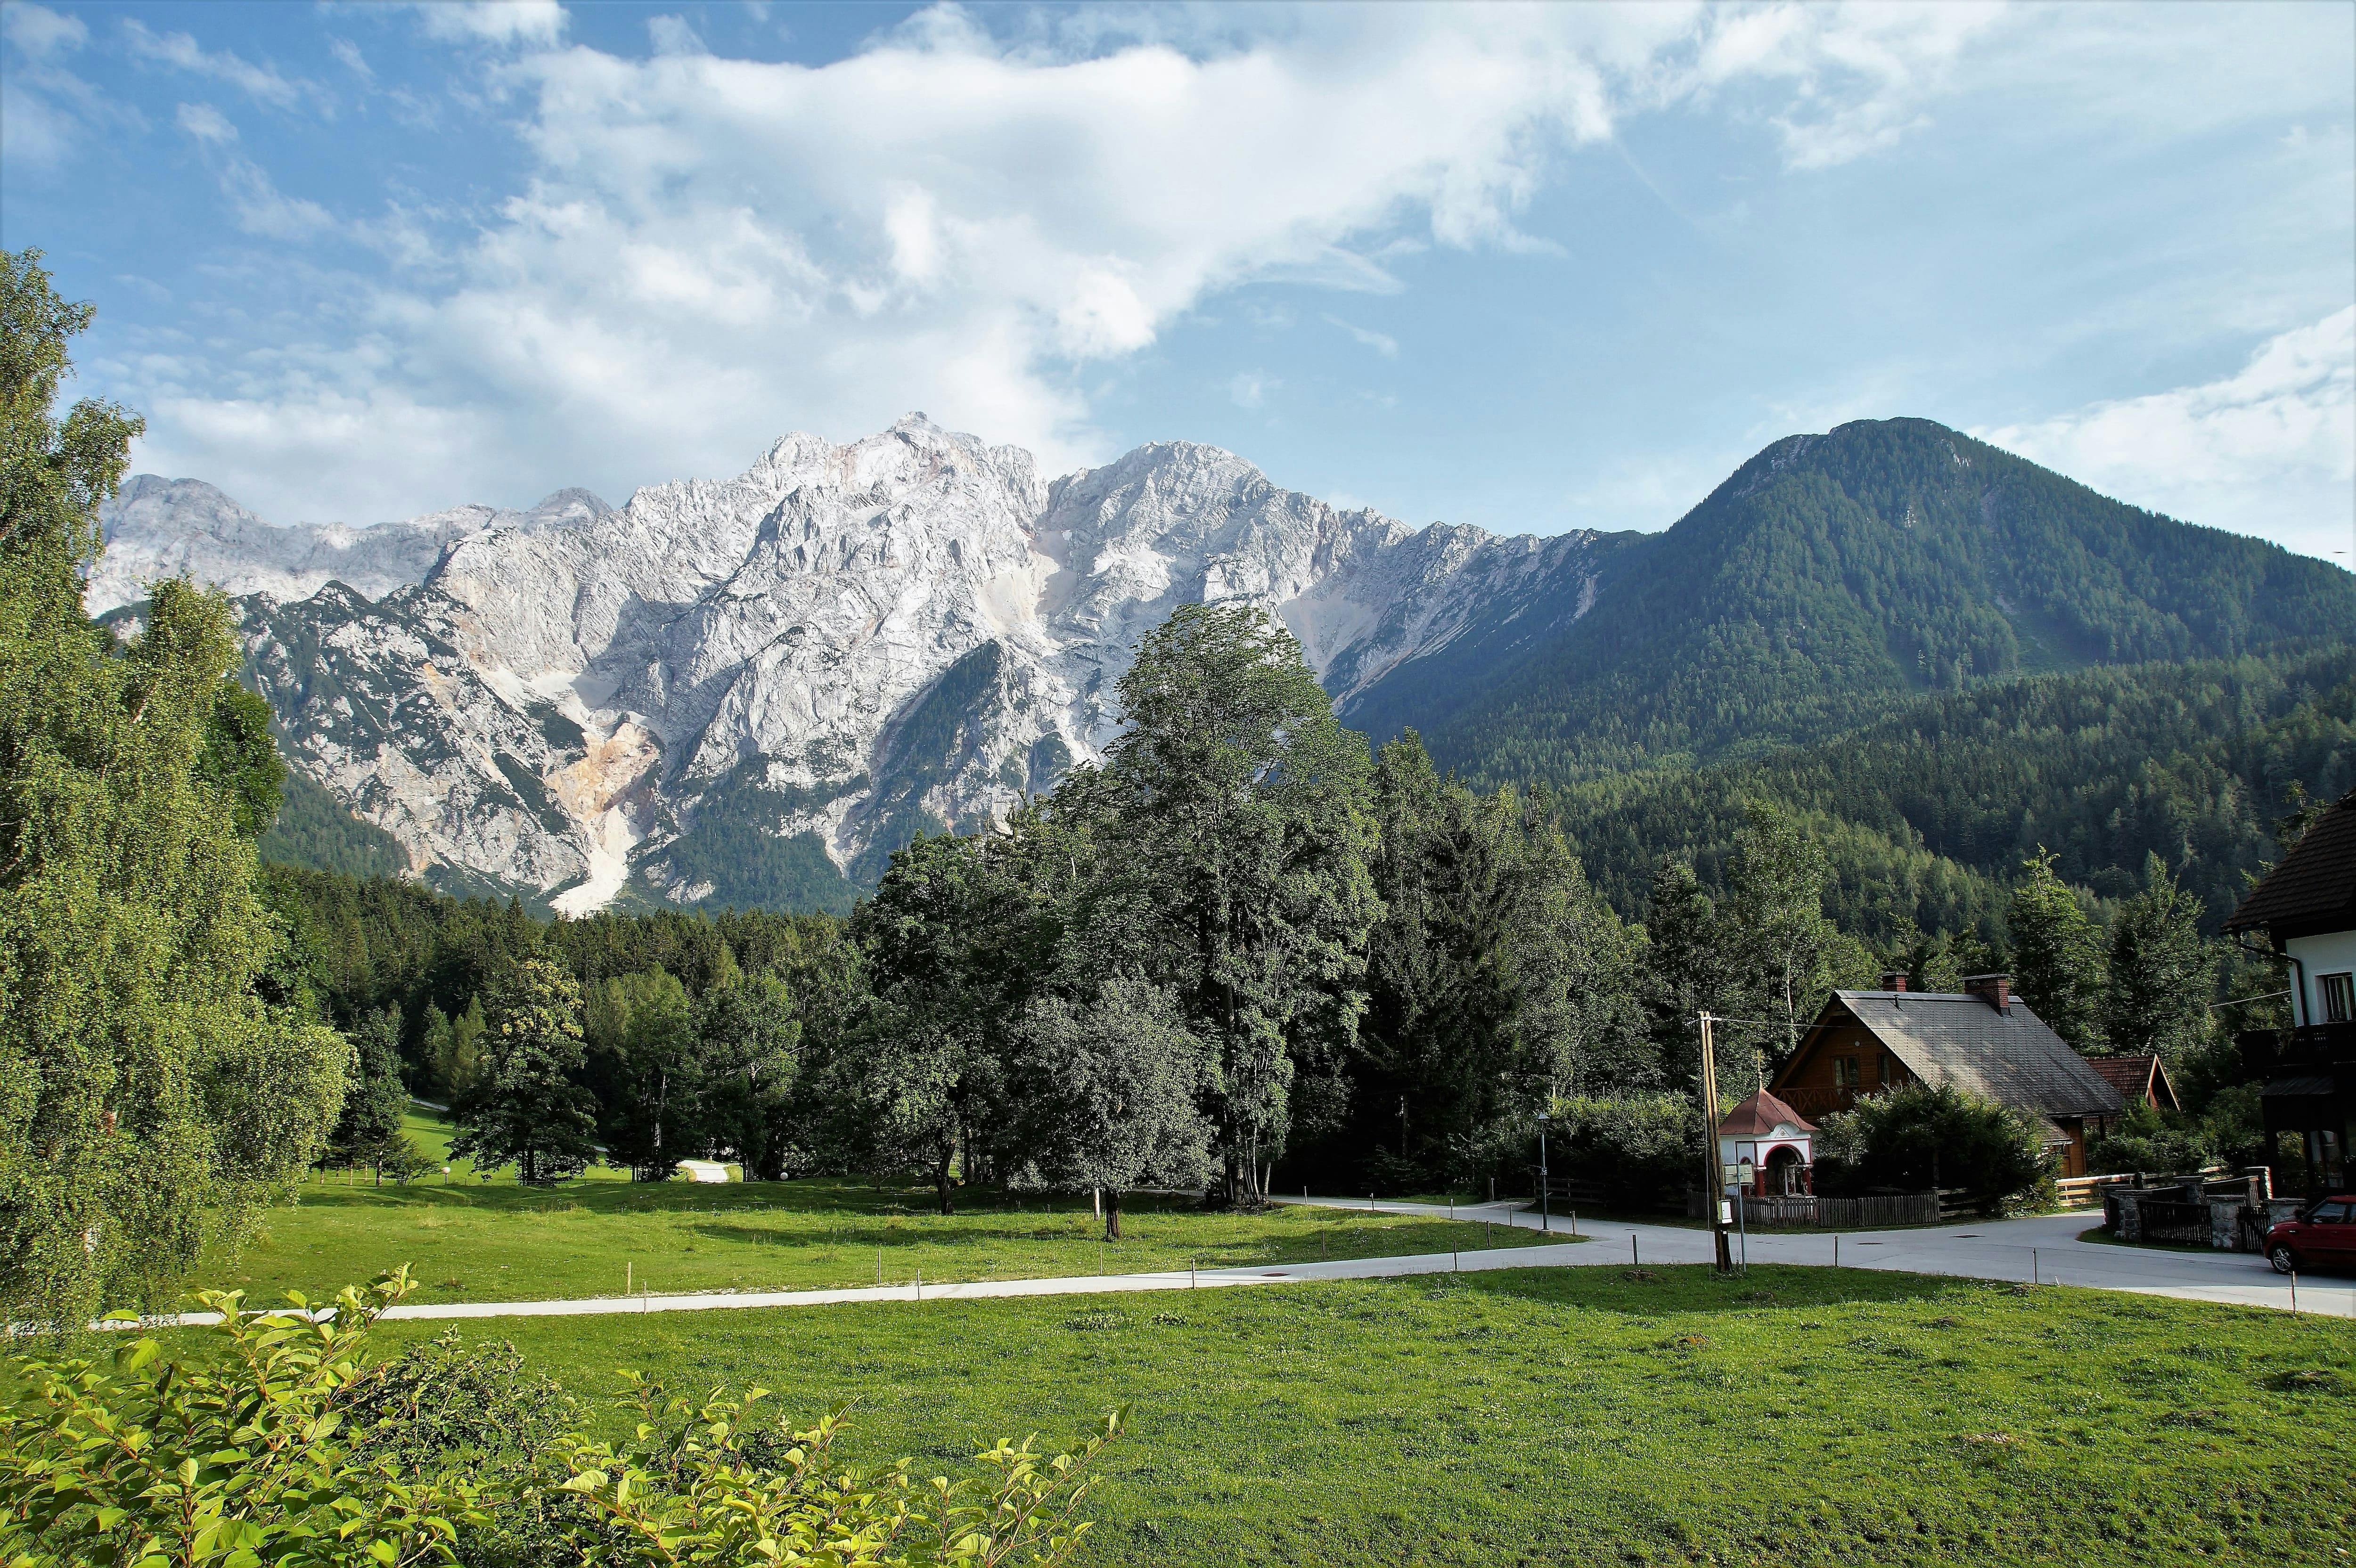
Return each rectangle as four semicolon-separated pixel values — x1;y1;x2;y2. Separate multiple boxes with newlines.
1537;1111;1552;1235
1699;1012;1731;1274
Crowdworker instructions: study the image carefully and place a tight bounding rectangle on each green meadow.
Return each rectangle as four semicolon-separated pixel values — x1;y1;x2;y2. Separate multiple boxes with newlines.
215;1110;1549;1307
368;1264;2352;1568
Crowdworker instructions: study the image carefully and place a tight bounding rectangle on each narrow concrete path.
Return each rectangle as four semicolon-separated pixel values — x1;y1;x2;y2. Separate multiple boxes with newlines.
1273;1194;2355;1317
84;1195;2347;1331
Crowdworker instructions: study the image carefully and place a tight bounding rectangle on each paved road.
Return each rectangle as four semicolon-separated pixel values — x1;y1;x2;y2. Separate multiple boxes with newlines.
1274;1195;2354;1318
90;1195;2348;1330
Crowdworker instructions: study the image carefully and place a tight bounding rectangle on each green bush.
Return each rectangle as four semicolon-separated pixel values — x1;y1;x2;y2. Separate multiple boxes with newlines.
0;1270;1118;1568
1817;1082;2055;1215
2086;1100;2212;1178
1546;1095;1703;1212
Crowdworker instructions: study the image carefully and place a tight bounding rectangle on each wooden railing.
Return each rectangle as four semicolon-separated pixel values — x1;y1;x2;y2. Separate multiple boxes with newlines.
1775;1086;1852;1118
2054;1173;2135;1208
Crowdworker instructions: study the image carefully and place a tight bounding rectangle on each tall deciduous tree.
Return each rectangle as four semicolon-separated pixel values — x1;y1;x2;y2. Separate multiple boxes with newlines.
1094;604;1381;1204
2008;848;2106;1049
1724;802;1863;1089
0;250;348;1328
1016;974;1212;1238
696;971;801;1180
450;957;597;1183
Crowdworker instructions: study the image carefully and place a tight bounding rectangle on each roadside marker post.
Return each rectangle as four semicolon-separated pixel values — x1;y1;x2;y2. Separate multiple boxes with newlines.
1631;1236;1639;1266
2290;1271;2298;1317
2032;1248;2038;1286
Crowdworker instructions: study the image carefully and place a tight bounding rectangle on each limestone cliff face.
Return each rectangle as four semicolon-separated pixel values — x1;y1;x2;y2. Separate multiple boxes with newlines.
127;416;1616;912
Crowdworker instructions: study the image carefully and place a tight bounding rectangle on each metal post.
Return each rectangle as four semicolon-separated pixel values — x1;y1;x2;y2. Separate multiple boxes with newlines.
2032;1247;2038;1286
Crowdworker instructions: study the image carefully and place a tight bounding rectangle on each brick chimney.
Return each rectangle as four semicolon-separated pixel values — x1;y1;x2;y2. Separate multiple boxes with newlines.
1879;970;1908;993
1963;973;2010;1013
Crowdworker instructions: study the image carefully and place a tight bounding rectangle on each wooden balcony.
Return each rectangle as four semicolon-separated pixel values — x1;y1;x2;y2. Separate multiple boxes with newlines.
1775;1085;1857;1118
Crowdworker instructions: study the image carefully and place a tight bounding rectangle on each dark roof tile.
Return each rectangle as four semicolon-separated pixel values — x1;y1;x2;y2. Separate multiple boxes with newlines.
1830;991;2124;1119
2225;790;2356;934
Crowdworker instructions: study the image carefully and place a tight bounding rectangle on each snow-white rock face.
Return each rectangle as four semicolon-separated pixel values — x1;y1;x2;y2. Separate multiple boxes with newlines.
191;416;1618;913
89;476;611;615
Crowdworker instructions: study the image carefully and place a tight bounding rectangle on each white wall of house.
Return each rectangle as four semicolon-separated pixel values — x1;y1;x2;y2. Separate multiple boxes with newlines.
2286;929;2356;1026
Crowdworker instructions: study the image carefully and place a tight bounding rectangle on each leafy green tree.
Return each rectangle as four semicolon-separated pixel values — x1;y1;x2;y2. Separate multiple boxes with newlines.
2007;848;2105;1048
422;996;488;1100
849;831;1024;1212
587;967;705;1181
0;249;348;1329
1016;974;1212;1238
1353;733;1647;1190
1640;857;1734;1093
2102;853;2214;1061
695;971;801;1181
1092;603;1381;1204
328;1005;410;1178
449;957;597;1183
1723;802;1853;1083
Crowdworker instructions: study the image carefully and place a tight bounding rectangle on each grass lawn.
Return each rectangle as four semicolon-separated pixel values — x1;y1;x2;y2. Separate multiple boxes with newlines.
371;1264;2355;1567
212;1113;1552;1307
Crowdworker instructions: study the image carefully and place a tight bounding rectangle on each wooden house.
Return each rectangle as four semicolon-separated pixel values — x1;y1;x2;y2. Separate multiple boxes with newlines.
2087;1054;2179;1136
2223;787;2356;1194
1769;973;2124;1177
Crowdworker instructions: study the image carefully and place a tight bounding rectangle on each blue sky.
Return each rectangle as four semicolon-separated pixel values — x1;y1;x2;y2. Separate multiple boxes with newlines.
4;1;2351;561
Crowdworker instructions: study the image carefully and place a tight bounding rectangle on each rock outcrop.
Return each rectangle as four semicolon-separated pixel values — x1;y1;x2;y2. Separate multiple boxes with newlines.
119;416;1618;912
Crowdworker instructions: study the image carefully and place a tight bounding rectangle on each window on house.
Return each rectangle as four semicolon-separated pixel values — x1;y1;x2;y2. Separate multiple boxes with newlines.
1834;1057;1861;1087
2320;972;2354;1024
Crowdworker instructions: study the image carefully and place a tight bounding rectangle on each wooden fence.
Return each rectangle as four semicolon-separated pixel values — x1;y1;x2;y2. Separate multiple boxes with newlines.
1682;1191;1942;1228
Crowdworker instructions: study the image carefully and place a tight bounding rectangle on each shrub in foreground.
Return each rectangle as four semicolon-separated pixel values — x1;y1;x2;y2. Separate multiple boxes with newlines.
0;1270;1117;1567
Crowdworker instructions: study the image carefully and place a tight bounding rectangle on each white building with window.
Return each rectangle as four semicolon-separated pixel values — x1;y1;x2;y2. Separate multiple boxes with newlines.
2225;788;2356;1194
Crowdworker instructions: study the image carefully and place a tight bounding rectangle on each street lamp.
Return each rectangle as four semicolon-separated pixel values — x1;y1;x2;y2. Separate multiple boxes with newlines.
1537;1111;1551;1236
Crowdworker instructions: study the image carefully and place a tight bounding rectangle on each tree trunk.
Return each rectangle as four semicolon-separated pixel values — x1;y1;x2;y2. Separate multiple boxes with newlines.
935;1145;956;1216
1104;1187;1122;1240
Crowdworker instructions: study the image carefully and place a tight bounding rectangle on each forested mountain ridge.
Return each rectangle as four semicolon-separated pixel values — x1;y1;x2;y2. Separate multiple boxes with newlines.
1552;646;2356;938
116;413;2351;917
1390;417;2354;785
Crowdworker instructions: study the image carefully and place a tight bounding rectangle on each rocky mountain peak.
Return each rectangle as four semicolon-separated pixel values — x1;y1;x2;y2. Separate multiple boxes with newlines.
139;419;1619;915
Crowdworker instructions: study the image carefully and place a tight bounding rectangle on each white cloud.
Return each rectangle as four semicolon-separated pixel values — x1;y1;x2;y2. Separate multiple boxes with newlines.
407;1;567;49
175;101;236;144
122;19;310;110
329;38;373;82
646;15;705;57
1324;313;1399;357
172;101;334;239
3;2;86;58
1229;370;1276;410
1;3;98;169
1979;309;2356;562
112;3;2044;522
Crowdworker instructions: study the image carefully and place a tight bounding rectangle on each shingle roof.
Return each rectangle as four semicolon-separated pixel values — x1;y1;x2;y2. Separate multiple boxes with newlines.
1718;1089;1816;1136
2089;1054;2179;1113
2224;790;2356;935
1832;991;2125;1119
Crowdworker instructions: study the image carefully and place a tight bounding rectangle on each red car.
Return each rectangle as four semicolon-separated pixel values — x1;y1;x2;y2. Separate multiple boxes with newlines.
2265;1195;2356;1274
